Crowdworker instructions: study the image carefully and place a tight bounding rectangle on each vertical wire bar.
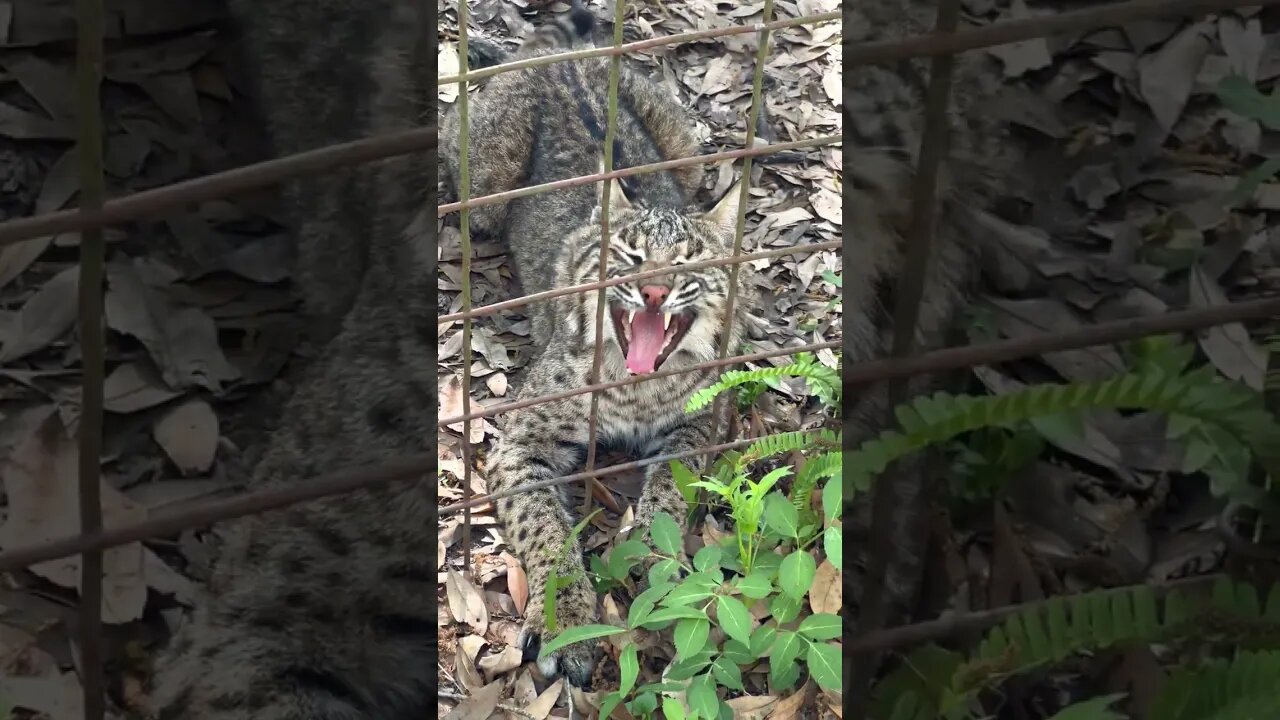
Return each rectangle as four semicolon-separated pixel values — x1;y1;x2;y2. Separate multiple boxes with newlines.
848;0;962;711
74;0;106;717
457;0;475;573
708;0;777;445
582;0;628;515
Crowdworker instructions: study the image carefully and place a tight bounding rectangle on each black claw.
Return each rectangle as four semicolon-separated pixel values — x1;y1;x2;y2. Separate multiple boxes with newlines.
520;632;541;663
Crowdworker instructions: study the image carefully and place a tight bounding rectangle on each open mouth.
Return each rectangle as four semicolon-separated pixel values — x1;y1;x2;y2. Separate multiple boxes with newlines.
609;305;694;374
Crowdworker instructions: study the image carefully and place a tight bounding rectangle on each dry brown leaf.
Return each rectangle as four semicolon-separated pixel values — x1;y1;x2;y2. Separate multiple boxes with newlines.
0;411;147;624
438;42;460;104
524;677;564;720
454;643;487;694
440;375;485;443
0;266;78;363
104;261;240;392
477;644;523;678
152;399;219;474
809;188;841;225
501;551;528;615
446;568;491;635
486;372;508;396
769;681;812;720
0;672;84;720
726;695;778;719
808;559;841;614
443;678;503;720
103;361;181;414
439;540;448;570
459;634;488;663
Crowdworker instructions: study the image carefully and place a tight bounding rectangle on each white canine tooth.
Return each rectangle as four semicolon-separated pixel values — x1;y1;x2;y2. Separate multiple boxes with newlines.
663;312;672;331
627;309;635;325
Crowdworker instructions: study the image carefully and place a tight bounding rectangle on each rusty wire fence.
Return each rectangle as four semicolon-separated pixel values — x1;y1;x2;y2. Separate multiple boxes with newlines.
0;0;1276;718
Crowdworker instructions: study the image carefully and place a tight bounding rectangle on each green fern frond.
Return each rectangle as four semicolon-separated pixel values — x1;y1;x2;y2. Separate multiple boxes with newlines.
741;428;838;461
685;352;840;412
1149;651;1280;720
846;369;1280;495
790;451;842;513
947;579;1280;706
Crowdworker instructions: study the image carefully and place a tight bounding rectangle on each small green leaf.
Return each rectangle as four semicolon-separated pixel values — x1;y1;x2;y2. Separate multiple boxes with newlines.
764;492;799;538
663;580;718;607
822;474;842;521
608;540;650;580
640;606;710;628
671;460;700;507
687;673;719;720
771;593;803;623
675;617;711;658
716;595;754;646
537;624;626;660
736;569;773;599
711;655;745;692
619;644;639;696
693;545;722;573
749;625;776;658
772;630;803;669
1044;693;1128;720
650;512;684;555
806;642;842;692
631;692;659;716
648;558;682;585
598;691;624;720
627;582;674;628
662;695;687;720
798;613;841;641
823;526;842;570
778;551;817;600
721;639;753;665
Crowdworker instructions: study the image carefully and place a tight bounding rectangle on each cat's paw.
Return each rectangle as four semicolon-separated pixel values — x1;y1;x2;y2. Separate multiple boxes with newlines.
517;579;599;688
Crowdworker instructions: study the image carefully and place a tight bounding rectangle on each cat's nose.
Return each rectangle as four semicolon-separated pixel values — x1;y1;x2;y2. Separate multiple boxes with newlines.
641;284;670;309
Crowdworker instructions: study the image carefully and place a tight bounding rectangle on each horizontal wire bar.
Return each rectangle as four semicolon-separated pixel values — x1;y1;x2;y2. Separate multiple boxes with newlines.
847;0;1280;67
849;573;1223;655
0;127;438;248
437;134;839;216
843;295;1280;391
444;293;1280;428
0;455;434;573
438;433;793;516
440;339;842;427
439;239;841;323
4;295;1277;571
438;10;840;86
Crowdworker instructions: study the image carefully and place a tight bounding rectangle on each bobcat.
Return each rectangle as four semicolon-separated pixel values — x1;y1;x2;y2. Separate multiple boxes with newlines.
439;7;751;689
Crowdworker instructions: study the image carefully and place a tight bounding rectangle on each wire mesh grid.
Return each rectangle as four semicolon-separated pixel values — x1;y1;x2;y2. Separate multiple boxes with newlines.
0;0;1273;717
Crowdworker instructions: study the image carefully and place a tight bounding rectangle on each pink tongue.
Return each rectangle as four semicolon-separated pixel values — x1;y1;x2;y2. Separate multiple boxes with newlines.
626;311;666;374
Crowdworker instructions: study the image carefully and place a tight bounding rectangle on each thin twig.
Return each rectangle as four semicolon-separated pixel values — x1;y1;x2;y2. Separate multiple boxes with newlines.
708;0;776;448
74;0;106;716
583;0;629;516
458;0;475;576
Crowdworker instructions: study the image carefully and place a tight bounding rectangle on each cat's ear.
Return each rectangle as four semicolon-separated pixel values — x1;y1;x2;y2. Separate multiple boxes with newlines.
703;185;741;230
592;156;633;223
